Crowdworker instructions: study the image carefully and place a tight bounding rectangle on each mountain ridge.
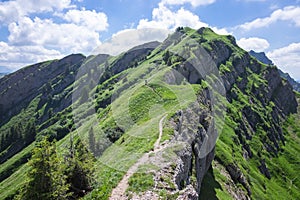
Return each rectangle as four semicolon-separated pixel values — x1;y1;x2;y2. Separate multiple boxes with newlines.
0;27;299;200
249;50;300;92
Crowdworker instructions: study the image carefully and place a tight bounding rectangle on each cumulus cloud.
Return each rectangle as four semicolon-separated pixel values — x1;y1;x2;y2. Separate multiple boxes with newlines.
237;37;270;52
92;0;229;57
0;0;109;71
238;6;300;30
0;0;73;24
94;1;231;57
211;27;232;35
161;0;216;7
93;28;170;56
93;1;228;58
267;43;300;80
0;0;228;72
0;41;62;71
7;16;105;53
138;3;208;30
137;2;230;36
138;2;230;35
63;9;108;32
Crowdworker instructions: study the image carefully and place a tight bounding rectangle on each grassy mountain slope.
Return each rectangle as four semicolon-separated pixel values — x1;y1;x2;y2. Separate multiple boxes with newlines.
0;27;299;200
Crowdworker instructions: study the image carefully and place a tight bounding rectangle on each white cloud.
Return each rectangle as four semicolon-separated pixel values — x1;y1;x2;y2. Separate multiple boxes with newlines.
94;0;231;57
138;3;208;30
7;16;104;53
238;6;300;30
63;9;108;32
0;41;62;71
94;0;226;57
267;43;300;80
0;0;109;71
211;27;232;35
137;2;230;35
237;37;270;52
93;28;170;56
161;0;216;7
0;0;73;24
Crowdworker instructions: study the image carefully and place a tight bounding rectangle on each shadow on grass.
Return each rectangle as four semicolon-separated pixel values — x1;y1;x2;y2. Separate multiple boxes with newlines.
199;166;222;200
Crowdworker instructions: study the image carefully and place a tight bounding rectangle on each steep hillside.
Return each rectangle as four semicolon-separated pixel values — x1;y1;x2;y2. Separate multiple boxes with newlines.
249;50;300;92
278;71;300;93
0;27;299;200
0;54;86;125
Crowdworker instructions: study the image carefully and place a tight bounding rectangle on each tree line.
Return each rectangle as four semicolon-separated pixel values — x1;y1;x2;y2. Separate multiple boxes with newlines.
15;136;95;200
0;120;36;163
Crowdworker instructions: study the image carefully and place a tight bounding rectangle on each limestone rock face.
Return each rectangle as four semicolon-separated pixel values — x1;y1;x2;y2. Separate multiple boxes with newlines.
171;99;216;195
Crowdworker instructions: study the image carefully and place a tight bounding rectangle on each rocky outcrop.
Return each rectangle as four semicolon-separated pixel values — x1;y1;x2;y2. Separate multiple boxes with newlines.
176;185;198;200
172;99;216;194
135;28;298;198
258;159;271;179
226;164;251;196
249;50;300;92
249;50;273;65
279;70;300;92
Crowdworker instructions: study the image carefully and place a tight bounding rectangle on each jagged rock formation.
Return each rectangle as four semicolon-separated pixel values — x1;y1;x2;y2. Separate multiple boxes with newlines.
249;50;273;65
249;50;300;92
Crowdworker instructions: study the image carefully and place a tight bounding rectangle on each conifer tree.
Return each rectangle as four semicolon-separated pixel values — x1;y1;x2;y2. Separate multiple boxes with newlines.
16;138;70;200
23;120;36;145
65;138;95;198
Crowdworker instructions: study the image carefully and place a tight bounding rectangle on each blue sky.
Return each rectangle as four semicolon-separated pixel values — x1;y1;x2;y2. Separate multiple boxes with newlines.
0;0;300;80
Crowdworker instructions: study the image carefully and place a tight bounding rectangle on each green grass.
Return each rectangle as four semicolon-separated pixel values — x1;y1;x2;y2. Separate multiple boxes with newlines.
0;162;29;199
81;48;205;199
158;189;179;200
0;143;33;182
219;62;232;74
127;172;155;194
83;114;164;199
128;83;179;123
200;164;233;200
212;96;300;200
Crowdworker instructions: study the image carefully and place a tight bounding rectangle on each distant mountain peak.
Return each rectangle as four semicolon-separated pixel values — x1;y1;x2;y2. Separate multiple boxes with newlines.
249;50;273;65
249;49;300;92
